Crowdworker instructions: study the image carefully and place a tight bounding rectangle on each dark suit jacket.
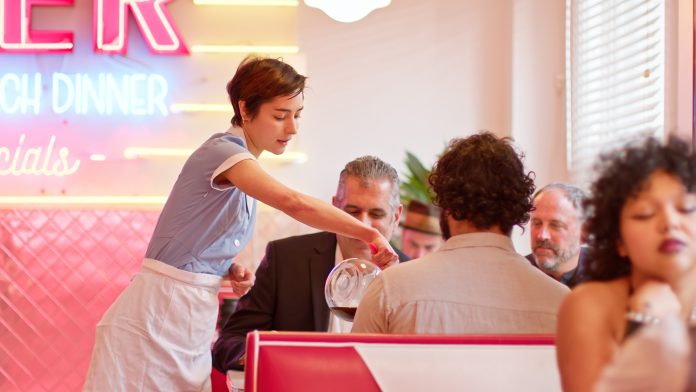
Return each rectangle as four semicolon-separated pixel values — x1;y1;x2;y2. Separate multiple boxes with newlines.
211;231;408;371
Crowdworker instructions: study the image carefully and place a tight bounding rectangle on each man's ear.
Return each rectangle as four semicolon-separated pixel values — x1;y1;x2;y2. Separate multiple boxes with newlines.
393;204;403;227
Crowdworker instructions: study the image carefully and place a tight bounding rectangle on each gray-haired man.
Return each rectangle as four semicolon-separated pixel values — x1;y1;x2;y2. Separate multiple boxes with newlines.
527;183;589;288
212;156;409;371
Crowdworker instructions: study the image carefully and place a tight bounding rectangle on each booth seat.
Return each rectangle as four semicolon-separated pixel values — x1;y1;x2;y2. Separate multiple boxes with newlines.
243;331;561;392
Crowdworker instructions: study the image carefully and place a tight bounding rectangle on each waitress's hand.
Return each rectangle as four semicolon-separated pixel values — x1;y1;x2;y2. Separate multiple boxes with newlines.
368;234;399;270
229;263;255;297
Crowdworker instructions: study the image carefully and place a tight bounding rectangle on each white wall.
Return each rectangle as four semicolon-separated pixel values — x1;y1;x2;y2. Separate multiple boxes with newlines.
670;0;694;140
278;0;567;254
510;0;567;188
510;0;568;253
289;0;515;200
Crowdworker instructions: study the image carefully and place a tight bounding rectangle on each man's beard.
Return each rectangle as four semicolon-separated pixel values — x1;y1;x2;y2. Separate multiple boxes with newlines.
533;239;579;272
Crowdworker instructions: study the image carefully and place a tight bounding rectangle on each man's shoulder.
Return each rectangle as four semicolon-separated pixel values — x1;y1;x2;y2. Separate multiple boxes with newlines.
578;246;591;264
395;247;410;262
380;250;440;280
568;246;592;285
481;250;569;294
269;231;336;248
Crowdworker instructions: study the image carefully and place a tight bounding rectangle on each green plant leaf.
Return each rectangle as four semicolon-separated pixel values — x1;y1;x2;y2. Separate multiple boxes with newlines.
405;151;430;184
400;150;433;203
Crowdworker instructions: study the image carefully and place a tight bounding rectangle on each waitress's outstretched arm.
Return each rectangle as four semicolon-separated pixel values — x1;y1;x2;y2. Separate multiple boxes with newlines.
221;159;398;268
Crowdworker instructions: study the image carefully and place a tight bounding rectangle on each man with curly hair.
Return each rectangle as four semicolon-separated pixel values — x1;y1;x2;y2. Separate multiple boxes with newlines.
352;132;569;334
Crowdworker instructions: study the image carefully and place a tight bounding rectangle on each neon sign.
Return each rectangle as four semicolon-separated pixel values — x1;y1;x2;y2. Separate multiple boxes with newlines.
0;133;80;177
0;0;303;191
0;0;187;54
0;72;169;116
0;73;41;114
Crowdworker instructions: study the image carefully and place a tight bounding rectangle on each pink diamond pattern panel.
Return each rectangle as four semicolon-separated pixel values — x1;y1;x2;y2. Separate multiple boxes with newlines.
0;207;313;391
0;209;159;392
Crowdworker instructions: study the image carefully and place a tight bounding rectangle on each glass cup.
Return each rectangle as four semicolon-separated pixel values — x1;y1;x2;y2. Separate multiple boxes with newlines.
324;258;381;322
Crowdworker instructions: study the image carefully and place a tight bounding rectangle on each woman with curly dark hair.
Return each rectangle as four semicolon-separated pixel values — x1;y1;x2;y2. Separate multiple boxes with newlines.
353;131;569;334
557;136;696;392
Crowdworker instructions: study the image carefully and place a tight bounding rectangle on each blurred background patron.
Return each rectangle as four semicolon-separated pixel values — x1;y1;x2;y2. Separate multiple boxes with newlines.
400;200;444;259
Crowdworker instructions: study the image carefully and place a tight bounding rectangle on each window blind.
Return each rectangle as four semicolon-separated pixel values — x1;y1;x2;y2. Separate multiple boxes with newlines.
566;0;665;186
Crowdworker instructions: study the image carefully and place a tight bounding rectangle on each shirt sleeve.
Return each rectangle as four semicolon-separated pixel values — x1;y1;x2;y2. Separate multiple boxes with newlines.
198;135;256;191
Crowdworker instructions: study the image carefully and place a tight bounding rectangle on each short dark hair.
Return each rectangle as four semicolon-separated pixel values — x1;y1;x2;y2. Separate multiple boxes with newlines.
226;56;307;127
429;131;535;235
336;156;401;212
585;136;696;281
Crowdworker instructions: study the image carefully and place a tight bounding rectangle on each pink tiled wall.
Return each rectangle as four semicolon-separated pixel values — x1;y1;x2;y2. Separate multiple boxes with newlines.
0;208;313;391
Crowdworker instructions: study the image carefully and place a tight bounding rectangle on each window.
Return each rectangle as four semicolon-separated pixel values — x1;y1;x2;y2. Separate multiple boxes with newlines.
566;0;665;186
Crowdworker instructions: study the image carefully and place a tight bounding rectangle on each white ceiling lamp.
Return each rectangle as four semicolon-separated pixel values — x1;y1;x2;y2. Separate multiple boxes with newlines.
304;0;390;23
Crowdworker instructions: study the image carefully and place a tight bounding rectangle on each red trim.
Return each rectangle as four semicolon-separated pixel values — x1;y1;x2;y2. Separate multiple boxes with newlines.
256;346;380;392
210;367;229;392
252;331;555;345
245;331;258;392
244;331;555;392
218;286;240;300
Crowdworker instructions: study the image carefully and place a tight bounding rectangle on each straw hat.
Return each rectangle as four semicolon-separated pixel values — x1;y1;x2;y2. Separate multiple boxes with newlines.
401;200;442;235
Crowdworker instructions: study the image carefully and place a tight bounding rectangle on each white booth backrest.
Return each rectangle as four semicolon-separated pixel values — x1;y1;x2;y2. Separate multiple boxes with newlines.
243;332;561;392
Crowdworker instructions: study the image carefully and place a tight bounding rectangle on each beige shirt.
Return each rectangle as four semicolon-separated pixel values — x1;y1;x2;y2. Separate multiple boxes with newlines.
352;232;569;334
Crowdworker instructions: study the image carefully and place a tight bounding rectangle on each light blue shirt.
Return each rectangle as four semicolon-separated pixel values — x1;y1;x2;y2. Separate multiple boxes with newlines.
146;132;257;276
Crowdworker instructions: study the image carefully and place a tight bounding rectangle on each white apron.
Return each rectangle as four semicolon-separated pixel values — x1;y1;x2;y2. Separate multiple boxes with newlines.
83;258;222;391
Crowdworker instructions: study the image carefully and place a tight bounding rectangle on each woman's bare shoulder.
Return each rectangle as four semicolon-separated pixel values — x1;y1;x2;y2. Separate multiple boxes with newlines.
560;278;629;322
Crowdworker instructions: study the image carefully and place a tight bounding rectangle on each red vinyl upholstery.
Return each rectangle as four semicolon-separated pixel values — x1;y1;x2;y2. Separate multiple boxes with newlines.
211;367;229;392
244;332;557;392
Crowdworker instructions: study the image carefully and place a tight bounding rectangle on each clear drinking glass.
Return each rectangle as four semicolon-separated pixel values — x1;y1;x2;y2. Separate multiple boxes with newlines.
324;258;381;322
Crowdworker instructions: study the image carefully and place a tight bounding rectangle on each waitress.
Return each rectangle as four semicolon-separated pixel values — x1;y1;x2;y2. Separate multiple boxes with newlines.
83;56;397;391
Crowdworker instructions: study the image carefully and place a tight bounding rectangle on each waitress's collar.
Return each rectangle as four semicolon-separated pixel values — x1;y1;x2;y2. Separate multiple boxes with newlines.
226;125;252;149
226;125;245;139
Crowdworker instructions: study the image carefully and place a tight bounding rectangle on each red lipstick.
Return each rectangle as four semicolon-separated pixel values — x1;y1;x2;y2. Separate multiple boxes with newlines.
658;238;686;253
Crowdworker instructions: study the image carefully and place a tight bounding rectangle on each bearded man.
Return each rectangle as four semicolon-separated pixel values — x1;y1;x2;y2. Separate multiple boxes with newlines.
527;183;589;288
